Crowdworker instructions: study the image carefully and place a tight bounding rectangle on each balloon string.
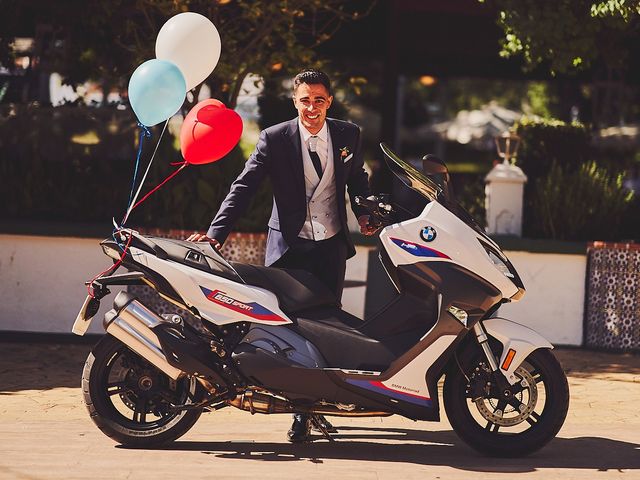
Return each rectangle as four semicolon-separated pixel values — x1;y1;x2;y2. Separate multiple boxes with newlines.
125;123;152;215
122;119;169;225
128;162;188;214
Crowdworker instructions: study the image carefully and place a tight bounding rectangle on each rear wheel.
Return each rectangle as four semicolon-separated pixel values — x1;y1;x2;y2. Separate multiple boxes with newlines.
444;348;569;457
82;334;204;447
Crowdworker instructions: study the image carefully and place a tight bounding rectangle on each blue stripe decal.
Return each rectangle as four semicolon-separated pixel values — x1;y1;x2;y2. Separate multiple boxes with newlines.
389;237;449;258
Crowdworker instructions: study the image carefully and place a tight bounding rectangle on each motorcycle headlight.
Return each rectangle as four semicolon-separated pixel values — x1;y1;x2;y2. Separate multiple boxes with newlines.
477;237;525;299
488;250;514;279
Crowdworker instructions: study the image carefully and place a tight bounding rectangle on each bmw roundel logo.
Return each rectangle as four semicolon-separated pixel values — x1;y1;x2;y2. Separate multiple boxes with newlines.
420;226;437;242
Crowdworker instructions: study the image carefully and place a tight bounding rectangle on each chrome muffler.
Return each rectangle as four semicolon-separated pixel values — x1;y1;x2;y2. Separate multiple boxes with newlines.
103;292;184;380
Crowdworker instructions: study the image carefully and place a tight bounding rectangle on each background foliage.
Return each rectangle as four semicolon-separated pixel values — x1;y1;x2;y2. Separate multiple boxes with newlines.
1;1;638;242
0;0;374;108
515;117;637;240
0;0;374;232
483;0;640;126
486;0;640;75
532;160;634;240
0;103;272;231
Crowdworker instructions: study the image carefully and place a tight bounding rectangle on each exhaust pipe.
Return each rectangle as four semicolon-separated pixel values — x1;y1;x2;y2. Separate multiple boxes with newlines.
228;389;391;417
103;292;184;380
228;390;294;414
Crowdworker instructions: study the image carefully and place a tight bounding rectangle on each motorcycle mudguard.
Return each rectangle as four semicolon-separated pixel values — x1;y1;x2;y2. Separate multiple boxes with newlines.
483;318;553;385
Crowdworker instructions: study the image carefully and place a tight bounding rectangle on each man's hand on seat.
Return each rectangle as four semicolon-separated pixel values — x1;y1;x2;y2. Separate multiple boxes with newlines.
186;233;222;250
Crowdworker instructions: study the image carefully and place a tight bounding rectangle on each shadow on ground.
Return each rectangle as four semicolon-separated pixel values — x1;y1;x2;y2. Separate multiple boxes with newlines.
554;349;640;379
0;336;640;395
0;342;92;392
0;340;638;393
157;426;640;473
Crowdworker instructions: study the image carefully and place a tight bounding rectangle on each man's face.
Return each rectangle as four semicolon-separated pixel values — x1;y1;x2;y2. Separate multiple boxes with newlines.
293;82;333;134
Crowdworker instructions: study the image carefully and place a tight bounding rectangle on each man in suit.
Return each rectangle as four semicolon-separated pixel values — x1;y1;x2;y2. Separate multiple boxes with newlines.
188;69;378;441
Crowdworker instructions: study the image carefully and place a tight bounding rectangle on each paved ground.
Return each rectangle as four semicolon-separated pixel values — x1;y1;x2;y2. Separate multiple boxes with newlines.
0;340;639;480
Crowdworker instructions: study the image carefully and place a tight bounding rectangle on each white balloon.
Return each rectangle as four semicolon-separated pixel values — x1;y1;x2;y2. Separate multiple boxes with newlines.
155;12;221;91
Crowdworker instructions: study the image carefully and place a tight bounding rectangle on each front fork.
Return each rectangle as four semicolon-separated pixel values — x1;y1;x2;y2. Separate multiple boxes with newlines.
473;322;500;372
472;321;512;393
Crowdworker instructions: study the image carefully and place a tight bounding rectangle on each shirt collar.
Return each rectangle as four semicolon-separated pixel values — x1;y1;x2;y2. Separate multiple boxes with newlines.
298;118;329;145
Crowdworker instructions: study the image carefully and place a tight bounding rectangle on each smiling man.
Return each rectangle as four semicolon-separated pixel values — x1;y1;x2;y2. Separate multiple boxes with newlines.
189;69;376;290
187;69;378;441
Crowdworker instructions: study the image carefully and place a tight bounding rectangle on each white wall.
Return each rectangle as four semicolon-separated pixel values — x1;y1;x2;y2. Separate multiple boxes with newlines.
0;235;125;335
498;251;586;346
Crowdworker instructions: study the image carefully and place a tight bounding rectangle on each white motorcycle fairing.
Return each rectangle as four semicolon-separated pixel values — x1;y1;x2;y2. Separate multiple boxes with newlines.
130;246;293;326
380;201;520;300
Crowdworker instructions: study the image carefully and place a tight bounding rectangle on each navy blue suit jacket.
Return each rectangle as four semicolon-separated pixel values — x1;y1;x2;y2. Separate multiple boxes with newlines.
207;117;371;266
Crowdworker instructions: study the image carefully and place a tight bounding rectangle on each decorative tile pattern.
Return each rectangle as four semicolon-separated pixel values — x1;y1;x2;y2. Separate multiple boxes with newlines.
127;230;267;331
585;242;640;352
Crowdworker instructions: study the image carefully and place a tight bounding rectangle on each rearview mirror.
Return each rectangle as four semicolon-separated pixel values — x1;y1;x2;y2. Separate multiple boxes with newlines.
422;154;454;200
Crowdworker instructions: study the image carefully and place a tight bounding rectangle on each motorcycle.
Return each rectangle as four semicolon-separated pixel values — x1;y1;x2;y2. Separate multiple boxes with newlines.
72;143;569;457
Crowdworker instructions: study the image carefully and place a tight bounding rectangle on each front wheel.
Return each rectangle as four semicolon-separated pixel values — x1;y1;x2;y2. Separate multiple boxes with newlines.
444;348;569;457
82;334;204;447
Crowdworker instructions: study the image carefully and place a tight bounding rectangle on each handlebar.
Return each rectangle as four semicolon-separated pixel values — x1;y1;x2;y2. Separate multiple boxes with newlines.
355;194;395;226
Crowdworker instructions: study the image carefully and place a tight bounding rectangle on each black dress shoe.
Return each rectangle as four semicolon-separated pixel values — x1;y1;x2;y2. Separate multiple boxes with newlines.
312;414;338;433
287;414;311;443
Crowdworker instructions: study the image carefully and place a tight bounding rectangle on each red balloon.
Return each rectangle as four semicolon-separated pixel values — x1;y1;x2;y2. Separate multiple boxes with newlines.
180;99;243;165
197;98;225;111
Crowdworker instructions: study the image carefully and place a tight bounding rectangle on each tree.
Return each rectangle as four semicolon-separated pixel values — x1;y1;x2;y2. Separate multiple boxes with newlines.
481;0;640;126
0;0;375;107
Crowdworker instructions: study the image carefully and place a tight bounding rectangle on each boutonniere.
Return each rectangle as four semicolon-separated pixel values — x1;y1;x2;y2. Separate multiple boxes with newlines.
340;146;351;160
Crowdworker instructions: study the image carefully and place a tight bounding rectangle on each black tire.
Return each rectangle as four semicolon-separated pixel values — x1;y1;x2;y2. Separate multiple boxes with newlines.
444;348;569;457
82;334;204;448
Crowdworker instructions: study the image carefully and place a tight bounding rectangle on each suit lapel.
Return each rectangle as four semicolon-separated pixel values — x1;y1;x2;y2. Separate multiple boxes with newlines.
328;119;346;191
283;119;306;199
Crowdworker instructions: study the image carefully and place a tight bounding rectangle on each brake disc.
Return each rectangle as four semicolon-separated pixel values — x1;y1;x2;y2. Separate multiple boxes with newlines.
473;366;538;427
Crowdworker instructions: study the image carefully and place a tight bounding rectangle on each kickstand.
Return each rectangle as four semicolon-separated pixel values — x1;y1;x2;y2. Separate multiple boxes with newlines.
310;414;335;442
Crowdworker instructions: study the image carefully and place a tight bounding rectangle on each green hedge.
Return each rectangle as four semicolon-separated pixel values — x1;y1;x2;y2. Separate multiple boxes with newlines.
515;117;636;241
516;117;590;179
0;104;270;232
532;160;633;241
0;104;136;223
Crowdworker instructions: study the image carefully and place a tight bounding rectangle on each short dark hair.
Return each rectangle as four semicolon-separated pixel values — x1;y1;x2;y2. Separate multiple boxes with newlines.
293;69;332;96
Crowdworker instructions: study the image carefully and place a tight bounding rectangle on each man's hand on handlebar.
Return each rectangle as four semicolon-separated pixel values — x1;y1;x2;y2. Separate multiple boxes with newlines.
186;232;222;250
355;194;394;235
358;215;381;236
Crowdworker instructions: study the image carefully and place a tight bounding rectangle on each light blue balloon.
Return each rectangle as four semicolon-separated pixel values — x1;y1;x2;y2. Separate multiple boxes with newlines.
128;59;186;127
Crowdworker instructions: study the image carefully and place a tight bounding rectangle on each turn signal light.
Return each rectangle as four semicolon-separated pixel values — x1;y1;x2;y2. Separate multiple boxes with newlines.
501;348;517;371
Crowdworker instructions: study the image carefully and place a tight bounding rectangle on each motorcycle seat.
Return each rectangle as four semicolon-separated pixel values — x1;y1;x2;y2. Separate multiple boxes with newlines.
231;263;339;314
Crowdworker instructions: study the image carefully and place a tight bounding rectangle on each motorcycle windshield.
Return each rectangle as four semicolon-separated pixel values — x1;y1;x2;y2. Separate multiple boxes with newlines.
379;142;486;237
380;142;443;202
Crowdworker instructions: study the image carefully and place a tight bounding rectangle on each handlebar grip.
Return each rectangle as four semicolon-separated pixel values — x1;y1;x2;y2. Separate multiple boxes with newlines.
355;196;378;209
